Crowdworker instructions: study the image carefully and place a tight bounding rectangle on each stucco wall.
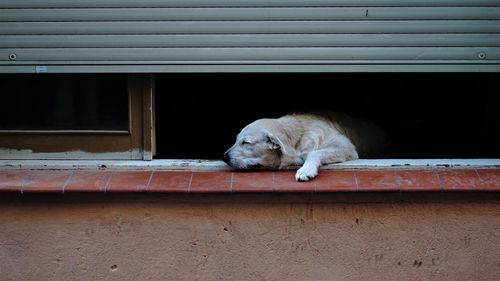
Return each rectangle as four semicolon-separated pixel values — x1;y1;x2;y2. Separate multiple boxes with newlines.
1;194;499;281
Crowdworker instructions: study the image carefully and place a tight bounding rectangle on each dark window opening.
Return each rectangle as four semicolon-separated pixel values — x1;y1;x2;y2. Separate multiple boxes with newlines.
155;73;500;160
0;74;128;131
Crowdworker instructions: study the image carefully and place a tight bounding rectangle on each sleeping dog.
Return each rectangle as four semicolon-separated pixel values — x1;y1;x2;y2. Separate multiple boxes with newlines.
223;111;391;181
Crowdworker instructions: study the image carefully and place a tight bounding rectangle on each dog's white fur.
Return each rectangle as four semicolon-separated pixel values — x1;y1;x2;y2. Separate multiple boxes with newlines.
223;111;391;181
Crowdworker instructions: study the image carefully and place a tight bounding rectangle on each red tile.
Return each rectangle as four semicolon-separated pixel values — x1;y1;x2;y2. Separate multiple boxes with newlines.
23;170;72;193
4;168;495;194
355;170;399;192
106;171;152;192
475;169;500;191
232;171;274;192
149;171;191;192
0;170;27;192
315;170;356;192
398;170;440;191
190;172;231;193
274;171;315;192
438;170;483;191
64;171;111;192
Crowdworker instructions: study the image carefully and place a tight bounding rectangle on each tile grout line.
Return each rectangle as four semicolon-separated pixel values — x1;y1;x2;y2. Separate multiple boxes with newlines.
229;172;234;193
474;169;486;191
104;171;114;193
433;170;443;191
20;171;30;194
271;172;275;192
312;171;318;192
188;172;194;192
146;171;155;192
463;170;476;191
394;170;401;192
353;171;359;192
61;170;74;194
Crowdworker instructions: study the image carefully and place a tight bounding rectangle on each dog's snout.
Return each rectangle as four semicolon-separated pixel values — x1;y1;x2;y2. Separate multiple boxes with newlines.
222;151;230;165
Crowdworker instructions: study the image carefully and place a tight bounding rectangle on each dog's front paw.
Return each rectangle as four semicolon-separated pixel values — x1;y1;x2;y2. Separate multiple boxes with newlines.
295;165;318;182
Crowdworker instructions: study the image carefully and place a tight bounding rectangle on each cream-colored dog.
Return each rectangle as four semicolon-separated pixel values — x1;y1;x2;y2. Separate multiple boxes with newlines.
223;111;391;181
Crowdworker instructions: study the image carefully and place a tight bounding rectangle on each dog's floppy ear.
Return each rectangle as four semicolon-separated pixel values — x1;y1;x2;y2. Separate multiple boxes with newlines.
266;133;285;152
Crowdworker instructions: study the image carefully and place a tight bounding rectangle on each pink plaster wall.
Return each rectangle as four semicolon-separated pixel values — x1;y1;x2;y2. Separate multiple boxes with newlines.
1;194;499;281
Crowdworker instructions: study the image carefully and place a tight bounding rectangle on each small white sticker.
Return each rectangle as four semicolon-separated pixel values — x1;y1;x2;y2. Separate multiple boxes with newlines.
35;66;48;73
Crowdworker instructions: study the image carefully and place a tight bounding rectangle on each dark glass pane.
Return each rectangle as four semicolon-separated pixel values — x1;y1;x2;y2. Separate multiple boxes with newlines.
0;74;128;131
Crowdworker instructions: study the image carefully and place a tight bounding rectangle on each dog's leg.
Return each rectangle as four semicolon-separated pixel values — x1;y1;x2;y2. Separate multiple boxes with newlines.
295;148;357;181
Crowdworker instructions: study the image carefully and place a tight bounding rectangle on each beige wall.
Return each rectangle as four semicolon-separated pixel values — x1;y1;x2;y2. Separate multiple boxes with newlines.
1;194;499;281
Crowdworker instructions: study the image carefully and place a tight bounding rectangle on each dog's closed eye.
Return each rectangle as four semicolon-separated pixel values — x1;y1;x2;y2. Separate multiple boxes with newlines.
241;140;252;145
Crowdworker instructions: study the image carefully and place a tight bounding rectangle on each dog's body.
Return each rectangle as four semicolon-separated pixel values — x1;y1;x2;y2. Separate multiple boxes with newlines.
223;111;391;181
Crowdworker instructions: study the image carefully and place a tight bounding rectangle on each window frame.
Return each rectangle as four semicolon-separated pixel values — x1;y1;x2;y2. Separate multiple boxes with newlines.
0;74;155;160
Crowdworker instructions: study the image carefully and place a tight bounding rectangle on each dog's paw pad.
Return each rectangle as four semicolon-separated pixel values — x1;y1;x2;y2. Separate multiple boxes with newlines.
295;167;318;182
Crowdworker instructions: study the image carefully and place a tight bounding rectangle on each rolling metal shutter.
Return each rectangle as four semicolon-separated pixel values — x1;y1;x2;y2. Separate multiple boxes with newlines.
1;0;499;73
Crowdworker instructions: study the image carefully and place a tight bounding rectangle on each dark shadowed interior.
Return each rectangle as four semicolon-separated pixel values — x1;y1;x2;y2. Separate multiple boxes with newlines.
0;74;128;131
155;73;500;159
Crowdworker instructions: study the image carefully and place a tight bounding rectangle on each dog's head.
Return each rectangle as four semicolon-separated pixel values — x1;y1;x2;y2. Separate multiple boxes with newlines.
223;119;285;170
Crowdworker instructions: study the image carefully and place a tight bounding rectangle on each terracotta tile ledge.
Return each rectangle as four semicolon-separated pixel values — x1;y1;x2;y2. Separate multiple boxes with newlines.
0;168;498;193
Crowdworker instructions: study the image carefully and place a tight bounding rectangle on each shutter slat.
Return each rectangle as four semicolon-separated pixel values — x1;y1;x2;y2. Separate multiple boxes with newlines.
2;34;499;48
1;0;499;8
2;21;499;35
2;7;500;21
2;47;499;61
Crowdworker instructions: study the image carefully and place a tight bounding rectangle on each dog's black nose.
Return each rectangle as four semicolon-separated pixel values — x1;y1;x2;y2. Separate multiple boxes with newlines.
222;152;230;165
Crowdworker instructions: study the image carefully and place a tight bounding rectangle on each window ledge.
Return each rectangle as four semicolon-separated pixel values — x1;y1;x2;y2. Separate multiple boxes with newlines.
0;159;498;171
0;159;498;193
